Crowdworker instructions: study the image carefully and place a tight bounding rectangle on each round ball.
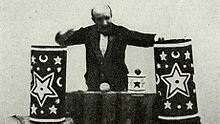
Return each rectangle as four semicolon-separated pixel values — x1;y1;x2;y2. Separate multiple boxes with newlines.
99;83;110;92
135;69;141;75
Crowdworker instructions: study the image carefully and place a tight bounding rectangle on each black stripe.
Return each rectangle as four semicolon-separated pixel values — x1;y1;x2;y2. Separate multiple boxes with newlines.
155;39;191;44
31;45;67;48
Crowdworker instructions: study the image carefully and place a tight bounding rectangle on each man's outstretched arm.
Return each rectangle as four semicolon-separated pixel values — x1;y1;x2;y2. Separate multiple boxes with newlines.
122;27;156;47
55;28;86;46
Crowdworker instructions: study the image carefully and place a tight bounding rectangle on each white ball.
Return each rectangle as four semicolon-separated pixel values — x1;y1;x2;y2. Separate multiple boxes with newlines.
99;83;110;92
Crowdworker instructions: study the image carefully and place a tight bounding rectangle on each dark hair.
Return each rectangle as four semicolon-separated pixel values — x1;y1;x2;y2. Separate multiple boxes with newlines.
91;5;112;19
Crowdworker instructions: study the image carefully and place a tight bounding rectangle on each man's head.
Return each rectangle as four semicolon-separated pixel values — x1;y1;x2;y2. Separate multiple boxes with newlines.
91;4;112;26
91;4;113;35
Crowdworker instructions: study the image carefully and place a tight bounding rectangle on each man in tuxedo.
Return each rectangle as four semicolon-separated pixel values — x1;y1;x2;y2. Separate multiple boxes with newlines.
55;4;156;91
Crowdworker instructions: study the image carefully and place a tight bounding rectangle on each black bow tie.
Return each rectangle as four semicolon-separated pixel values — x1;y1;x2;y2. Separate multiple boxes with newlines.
96;24;113;36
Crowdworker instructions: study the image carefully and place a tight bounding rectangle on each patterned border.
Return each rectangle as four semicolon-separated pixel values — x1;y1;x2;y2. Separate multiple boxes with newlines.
31;47;67;51
154;42;191;48
29;117;65;122
158;113;199;120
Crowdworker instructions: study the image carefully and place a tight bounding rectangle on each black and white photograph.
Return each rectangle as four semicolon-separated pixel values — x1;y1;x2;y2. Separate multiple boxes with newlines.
0;0;219;123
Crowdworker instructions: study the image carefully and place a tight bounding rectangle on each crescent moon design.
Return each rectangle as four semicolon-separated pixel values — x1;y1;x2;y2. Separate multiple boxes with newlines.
171;51;180;59
156;74;160;85
56;77;62;87
158;91;162;96
39;55;48;63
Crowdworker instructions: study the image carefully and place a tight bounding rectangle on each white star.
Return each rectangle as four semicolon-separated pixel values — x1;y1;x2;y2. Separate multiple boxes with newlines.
186;101;193;110
31;72;58;107
160;51;167;61
183;65;187;68
164;101;171;109
54;56;62;65
165;64;169;68
49;105;57;114
161;63;191;99
157;63;161;69
55;99;60;104
184;51;191;60
31;56;36;64
31;104;37;115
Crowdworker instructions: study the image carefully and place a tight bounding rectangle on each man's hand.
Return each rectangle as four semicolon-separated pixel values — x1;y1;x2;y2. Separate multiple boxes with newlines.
55;29;74;46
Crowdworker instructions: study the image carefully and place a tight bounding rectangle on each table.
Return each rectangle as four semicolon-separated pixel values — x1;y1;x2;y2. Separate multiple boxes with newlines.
65;91;159;124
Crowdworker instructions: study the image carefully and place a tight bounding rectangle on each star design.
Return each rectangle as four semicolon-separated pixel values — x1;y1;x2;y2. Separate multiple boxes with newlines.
31;56;36;64
55;99;60;104
31;72;58;107
184;51;191;60
183;65;187;68
54;56;62;65
49;105;57;114
31;104;37;115
164;101;171;109
157;63;161;69
134;81;141;88
165;64;169;68
186;101;193;110
161;63;191;99
160;51;167;61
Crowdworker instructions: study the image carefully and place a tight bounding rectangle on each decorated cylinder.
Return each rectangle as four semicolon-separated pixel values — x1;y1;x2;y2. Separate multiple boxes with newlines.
30;46;67;123
154;39;200;122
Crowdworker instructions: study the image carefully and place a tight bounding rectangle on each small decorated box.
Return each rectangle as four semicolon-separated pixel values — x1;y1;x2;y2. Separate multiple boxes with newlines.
127;69;146;93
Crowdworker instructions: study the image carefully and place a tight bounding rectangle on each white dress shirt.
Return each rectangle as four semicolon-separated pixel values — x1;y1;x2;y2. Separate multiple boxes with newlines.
100;34;108;56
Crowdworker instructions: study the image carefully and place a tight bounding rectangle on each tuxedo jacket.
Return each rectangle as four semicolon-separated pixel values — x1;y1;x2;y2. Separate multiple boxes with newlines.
59;23;155;91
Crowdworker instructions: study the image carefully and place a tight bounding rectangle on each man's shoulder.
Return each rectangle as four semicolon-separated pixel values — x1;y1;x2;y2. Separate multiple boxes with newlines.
112;24;128;30
84;24;96;29
111;24;130;36
79;24;129;34
81;24;127;30
77;25;96;32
